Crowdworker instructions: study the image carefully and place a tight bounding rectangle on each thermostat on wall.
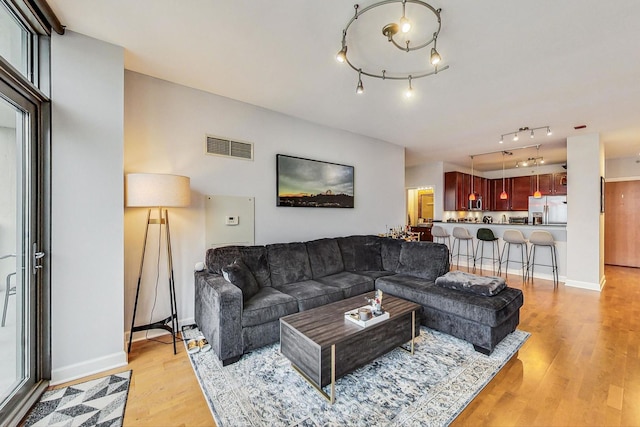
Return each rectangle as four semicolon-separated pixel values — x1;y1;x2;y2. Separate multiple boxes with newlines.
225;216;239;225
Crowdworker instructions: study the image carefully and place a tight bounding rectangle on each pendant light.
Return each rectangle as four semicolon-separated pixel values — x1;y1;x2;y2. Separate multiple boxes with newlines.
533;145;542;198
500;152;508;200
468;156;476;201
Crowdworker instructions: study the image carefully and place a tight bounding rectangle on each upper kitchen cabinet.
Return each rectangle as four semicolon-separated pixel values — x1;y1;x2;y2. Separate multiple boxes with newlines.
510;175;533;211
444;172;489;211
444;171;471;211
553;172;567;195
489;178;511;211
536;174;554;195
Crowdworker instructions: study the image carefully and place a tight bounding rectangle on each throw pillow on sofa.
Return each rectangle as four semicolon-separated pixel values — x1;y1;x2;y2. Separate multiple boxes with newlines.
222;258;261;302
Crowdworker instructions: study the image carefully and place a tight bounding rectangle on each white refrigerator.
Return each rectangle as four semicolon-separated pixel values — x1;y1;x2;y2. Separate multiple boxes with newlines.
528;195;567;225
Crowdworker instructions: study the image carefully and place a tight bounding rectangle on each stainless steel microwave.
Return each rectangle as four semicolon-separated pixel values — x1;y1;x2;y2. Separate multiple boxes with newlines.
468;197;482;210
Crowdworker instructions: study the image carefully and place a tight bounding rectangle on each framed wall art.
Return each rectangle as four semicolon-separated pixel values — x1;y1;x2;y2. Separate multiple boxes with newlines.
276;154;354;208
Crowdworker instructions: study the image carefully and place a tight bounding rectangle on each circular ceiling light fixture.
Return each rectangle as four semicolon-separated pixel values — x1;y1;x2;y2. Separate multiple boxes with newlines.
336;0;449;98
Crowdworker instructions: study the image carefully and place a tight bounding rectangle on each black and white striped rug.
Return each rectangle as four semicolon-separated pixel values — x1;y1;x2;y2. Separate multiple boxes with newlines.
23;370;131;426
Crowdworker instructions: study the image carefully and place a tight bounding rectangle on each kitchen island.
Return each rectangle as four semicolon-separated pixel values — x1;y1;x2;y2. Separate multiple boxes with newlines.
436;222;567;282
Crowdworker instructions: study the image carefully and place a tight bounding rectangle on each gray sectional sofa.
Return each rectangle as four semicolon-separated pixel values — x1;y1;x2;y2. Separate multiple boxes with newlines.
194;235;523;366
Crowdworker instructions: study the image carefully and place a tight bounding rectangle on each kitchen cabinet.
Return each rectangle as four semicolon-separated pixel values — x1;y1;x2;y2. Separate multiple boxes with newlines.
444;171;471;211
489;178;511;211
536;174;553;195
510;176;533;211
444;172;489;211
535;172;566;195
553;172;567;194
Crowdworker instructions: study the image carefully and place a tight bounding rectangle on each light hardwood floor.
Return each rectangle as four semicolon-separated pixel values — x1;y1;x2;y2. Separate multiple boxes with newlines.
37;265;640;426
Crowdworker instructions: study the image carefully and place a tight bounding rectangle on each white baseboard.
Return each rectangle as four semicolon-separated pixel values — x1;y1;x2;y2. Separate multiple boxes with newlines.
51;350;127;386
564;278;602;292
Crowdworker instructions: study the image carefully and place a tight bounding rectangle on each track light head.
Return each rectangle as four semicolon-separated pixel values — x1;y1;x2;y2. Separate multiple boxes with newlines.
430;47;441;65
336;46;347;63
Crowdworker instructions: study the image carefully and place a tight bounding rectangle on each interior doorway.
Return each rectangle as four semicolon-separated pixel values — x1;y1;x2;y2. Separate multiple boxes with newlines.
407;187;434;226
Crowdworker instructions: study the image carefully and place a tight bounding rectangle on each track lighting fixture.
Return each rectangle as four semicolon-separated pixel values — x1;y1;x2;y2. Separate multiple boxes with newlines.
400;0;411;33
405;76;414;98
336;0;449;98
499;126;552;144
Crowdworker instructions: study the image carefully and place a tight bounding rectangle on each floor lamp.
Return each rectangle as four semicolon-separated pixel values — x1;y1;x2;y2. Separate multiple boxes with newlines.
126;173;190;354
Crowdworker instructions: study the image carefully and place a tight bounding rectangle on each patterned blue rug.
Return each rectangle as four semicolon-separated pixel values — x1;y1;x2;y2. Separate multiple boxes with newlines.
23;371;131;426
184;327;529;426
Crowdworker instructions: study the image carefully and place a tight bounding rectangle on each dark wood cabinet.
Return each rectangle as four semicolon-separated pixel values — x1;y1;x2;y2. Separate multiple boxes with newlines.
489;178;511;211
554;172;567;194
536;173;553;195
534;173;566;195
510;176;533;211
410;226;433;241
444;171;471;211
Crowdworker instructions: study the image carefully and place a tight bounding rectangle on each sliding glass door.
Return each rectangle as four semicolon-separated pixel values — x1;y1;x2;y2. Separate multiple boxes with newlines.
0;0;50;422
0;73;47;423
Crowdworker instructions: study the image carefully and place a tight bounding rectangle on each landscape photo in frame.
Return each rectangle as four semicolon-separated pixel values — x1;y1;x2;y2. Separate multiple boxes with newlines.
276;154;354;208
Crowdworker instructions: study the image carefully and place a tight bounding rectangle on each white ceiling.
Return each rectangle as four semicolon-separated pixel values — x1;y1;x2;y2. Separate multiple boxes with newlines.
47;0;640;171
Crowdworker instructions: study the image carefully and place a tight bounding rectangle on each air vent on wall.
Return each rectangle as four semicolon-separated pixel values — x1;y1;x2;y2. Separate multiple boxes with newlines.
206;135;253;160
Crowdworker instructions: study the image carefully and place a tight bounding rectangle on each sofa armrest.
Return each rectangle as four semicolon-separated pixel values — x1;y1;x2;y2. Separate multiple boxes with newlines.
194;271;243;364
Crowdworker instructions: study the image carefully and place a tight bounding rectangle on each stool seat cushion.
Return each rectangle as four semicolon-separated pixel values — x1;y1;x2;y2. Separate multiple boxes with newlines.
435;271;506;296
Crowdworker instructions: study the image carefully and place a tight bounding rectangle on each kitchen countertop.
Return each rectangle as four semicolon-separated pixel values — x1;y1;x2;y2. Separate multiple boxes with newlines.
438;221;567;241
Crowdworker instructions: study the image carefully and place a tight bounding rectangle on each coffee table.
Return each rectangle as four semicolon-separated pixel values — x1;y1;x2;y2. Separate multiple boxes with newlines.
279;292;421;404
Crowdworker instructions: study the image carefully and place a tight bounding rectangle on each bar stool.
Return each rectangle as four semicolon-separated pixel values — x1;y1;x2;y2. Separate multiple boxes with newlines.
501;229;528;281
527;230;559;288
451;227;475;272
431;225;451;261
474;228;501;275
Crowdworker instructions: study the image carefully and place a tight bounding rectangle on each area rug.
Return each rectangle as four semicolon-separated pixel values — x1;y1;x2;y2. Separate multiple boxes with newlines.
184;327;529;426
23;370;131;427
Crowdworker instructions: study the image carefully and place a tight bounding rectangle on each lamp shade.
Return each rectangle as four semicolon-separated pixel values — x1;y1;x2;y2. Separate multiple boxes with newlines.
126;173;191;207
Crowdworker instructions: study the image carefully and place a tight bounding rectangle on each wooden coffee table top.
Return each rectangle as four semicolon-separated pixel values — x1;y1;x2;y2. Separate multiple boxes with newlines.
280;292;420;348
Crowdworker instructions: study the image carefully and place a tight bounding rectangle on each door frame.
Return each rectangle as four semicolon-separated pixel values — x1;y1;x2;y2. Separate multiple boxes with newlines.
0;58;51;424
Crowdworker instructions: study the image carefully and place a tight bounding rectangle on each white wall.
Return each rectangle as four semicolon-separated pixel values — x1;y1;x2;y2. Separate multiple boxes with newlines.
405;162;444;220
51;31;126;384
124;71;406;339
605;157;640;180
566;133;604;291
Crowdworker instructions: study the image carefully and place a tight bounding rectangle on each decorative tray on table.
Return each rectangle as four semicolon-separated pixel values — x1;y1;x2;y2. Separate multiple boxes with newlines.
344;306;389;328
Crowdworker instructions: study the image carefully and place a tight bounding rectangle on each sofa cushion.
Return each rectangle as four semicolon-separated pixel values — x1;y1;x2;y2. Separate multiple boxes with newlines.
337;235;383;271
267;242;313;288
351;270;397;280
315;271;375;298
381;238;403;272
207;245;272;287
306;238;344;278
242;287;298;328
375;274;523;327
435;271;506;296
222;258;261;302
278;280;344;311
396;241;450;280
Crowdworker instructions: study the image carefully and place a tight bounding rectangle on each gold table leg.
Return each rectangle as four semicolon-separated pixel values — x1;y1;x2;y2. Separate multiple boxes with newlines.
290;343;336;405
